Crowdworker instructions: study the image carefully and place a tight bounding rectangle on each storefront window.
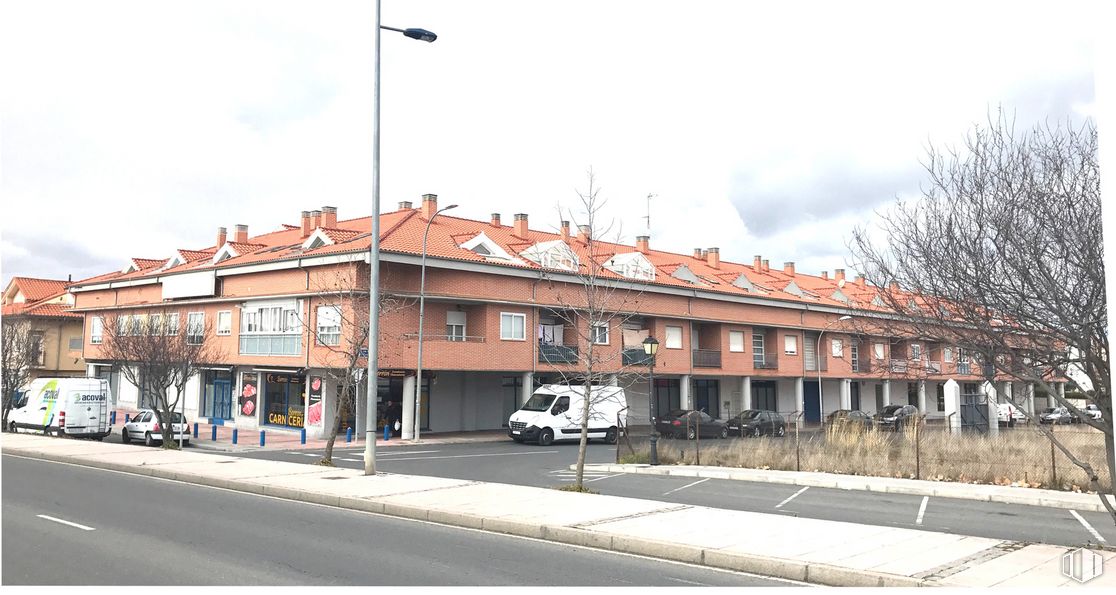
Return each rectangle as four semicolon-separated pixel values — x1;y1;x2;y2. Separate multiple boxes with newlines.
264;373;305;428
201;369;233;420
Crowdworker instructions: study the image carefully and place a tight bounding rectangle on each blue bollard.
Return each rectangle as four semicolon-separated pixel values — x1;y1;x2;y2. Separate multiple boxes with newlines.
212;424;217;441
383;423;390;442
259;430;265;447
110;411;116;425
124;413;130;424
300;428;306;445
346;427;353;443
193;423;199;438
232;428;238;445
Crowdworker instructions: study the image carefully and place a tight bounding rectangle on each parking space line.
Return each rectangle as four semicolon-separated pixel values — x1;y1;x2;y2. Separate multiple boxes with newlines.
1070;510;1107;542
37;514;95;531
381;451;559;462
379;450;440;456
663;478;710;496
775;487;809;509
583;473;624;483
916;496;929;525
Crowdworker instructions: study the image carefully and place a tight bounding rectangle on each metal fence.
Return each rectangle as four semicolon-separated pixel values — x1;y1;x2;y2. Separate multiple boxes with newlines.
618;416;1111;493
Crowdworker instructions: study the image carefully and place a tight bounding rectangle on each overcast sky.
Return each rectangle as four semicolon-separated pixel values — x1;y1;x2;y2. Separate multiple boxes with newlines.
0;0;1100;289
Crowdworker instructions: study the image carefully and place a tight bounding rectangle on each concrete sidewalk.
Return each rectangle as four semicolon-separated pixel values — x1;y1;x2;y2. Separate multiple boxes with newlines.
184;426;509;453
3;433;1113;587
580;463;1116;513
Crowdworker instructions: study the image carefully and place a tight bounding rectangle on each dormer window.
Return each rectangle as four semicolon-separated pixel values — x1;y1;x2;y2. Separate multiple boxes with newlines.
212;244;239;264
301;229;334;251
668;264;704;285
459;231;516;261
519;240;579;272
604;252;655;281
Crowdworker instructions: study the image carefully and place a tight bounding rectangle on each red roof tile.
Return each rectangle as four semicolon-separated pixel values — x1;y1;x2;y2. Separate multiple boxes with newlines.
8;277;69;302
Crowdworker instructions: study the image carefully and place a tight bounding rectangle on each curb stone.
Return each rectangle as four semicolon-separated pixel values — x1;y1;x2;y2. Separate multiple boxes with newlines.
4;442;937;587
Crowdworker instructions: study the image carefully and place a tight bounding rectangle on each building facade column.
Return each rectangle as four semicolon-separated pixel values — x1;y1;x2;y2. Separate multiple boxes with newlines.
794;377;805;427
943;379;961;433
982;380;999;436
1026;383;1035;415
917;379;927;413
1054;381;1065;408
881;380;891;407
742;376;752;411
1000;381;1013;404
840;378;851;410
680;374;692;409
401;374;416;440
520;372;534;407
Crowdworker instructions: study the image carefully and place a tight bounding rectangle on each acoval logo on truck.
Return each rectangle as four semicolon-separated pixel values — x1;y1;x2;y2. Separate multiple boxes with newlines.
39;380;60;426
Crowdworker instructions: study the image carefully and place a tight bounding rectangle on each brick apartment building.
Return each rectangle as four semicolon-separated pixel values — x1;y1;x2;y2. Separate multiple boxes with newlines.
2;277;86;380
68;195;1068;438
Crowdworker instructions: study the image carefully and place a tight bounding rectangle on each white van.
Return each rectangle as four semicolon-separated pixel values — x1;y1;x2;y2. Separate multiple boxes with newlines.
9;378;112;439
508;384;626;446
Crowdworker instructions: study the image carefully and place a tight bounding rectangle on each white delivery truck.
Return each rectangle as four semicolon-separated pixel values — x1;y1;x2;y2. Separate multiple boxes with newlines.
508;384;626;446
9;378;112;439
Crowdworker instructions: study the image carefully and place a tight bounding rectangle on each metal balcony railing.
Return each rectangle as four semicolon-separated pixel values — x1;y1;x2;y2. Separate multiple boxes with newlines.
890;359;909;373
539;344;579;364
622;348;653;367
692;349;722;368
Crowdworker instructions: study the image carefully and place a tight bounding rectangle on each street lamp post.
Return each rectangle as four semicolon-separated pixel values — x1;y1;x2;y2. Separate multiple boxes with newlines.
817;315;853;426
642;336;660;465
411;204;458;441
363;3;437;475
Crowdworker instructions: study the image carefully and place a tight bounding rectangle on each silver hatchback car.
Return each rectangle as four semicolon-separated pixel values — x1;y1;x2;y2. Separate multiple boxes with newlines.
121;409;189;446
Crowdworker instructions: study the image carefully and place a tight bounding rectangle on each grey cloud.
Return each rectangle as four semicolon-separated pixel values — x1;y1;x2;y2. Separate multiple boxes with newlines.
2;229;119;286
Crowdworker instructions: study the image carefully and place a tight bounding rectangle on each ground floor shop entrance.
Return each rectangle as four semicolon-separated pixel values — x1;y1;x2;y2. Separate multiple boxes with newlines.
263;372;305;429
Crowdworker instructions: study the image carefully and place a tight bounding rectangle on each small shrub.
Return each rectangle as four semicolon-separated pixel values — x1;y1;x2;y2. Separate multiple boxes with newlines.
555;484;598;494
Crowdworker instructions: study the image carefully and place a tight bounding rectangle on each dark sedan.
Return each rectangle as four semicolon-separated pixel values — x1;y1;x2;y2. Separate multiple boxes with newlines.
825;409;873;430
873;405;919;431
656;410;727;440
725;409;786;437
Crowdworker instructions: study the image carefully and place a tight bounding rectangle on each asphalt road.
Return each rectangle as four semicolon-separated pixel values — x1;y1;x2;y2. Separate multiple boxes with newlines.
1;454;794;586
226;438;1116;548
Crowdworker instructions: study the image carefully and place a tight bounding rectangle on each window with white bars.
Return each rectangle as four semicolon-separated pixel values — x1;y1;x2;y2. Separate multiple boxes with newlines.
187;312;204;345
317;306;341;345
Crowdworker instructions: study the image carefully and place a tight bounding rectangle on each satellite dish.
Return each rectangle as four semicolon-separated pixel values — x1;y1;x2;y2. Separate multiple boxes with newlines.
838;279;846;288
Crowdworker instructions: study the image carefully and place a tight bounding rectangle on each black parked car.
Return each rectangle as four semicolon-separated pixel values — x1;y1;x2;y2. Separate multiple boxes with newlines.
725;409;786;437
825;409;873;430
656;410;727;440
873;405;919;431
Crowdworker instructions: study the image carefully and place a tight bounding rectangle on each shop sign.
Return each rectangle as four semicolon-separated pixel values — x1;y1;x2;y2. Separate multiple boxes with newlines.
267;406;304;428
307;376;323;426
240;373;258;417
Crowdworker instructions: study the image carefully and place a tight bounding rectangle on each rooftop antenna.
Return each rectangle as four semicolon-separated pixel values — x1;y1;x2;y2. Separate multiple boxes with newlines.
644;193;656;234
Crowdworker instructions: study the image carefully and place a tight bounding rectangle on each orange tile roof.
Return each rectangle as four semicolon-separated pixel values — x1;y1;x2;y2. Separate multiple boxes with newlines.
8;277;69;302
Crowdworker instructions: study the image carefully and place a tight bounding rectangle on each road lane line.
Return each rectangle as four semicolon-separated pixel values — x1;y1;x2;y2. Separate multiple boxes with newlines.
380;451;559;461
37;514;95;531
583;473;624;483
774;487;809;509
916;496;929;525
1070;510;1107;542
298;453;320;457
378;450;440;456
663;478;710;495
340;458;362;462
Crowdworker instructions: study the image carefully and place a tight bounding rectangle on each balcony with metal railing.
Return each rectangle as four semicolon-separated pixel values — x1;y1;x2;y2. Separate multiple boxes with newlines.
692;349;722;368
539;344;579;364
622;348;654;367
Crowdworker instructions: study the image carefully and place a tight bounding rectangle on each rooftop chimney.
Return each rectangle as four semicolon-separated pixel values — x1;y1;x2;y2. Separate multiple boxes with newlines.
514;213;530;238
560;221;571;242
706;247;720;269
693;248;704;260
835;268;846;282
856;274;866;286
310;210;322;229
234;224;248;244
421;194;438;219
889;281;900;293
577;224;592;242
216;226;227;247
398;201;413;210
784;262;795;275
490;213;501;227
635;235;649;254
753;255;762;271
300;212;311;238
821;271;829;280
762;259;770;272
322;206;337;228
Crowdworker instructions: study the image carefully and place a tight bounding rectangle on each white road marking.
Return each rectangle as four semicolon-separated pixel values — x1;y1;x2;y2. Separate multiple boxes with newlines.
775;487;809;509
378;450;440;456
382;451;559;462
663;478;710;496
666;577;707;586
37;514;95;531
1070;510;1107;543
583;473;624;483
298;453;320;457
340;458;362;462
916;496;929;525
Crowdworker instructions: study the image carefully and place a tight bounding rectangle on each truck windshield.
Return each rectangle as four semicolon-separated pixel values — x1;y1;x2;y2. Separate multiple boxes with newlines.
520;393;556;412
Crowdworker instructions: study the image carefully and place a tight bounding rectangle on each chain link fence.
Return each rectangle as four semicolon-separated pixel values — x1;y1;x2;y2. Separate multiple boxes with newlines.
619;416;1111;493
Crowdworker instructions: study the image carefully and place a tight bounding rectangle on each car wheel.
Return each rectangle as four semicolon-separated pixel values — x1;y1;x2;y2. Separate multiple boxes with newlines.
605;427;618;444
538;428;554;447
776;425;786;437
686;427;697;440
121;429;129;444
719;427;728;440
7;421;14;433
144;432;155;447
753;426;761;438
1008;419;1015;428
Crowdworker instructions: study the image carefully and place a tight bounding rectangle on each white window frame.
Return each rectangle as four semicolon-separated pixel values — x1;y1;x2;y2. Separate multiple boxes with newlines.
873;342;885;359
910;343;922;360
316;305;342;346
591;323;609;345
831;338;844;358
91;316;104;344
446;311;466;342
166;313;179;336
944;347;954;363
216;311;232;336
500;312;526;341
728;330;745;353
784;334;798;355
665;325;682;349
187;312;205;345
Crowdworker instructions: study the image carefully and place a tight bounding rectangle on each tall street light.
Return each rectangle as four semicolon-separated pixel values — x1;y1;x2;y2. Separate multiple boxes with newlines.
410;203;457;441
364;4;437;476
642;335;660;465
817;315;853;427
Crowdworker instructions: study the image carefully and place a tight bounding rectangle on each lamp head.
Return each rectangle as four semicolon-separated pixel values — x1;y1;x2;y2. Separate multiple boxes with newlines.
403;28;438;42
642;335;659;356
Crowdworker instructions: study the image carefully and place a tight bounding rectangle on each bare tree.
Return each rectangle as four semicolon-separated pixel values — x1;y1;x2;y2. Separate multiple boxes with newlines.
2;318;38;431
849;112;1113;520
537;169;650;490
300;264;412;465
100;310;225;448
